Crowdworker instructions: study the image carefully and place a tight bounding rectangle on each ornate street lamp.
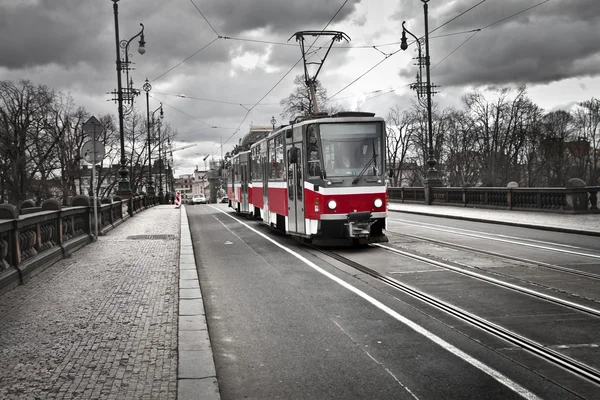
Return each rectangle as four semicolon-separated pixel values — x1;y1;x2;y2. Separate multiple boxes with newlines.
112;0;145;196
271;116;276;130
154;112;165;203
143;78;163;198
401;0;442;192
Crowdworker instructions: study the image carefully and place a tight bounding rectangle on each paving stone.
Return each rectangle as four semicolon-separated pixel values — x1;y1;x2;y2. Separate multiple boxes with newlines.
178;378;220;400
178;350;216;379
178;331;211;351
179;315;208;331
180;270;198;280
179;299;205;316
179;262;197;270
0;205;181;400
179;279;200;289
180;288;202;300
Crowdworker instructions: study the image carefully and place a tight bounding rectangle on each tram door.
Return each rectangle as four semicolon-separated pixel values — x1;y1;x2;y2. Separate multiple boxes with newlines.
241;156;249;212
286;139;305;235
261;152;269;222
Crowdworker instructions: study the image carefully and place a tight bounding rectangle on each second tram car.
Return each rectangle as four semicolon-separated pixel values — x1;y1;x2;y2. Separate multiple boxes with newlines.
229;111;388;246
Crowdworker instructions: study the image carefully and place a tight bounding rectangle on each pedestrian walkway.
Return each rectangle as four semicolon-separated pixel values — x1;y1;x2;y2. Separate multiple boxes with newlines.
0;205;220;400
388;202;600;235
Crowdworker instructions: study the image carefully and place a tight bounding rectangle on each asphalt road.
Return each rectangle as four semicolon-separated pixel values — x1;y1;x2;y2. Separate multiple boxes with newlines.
186;204;594;400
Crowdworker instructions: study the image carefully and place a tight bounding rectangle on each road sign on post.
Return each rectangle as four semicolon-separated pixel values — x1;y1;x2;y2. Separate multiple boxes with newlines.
82;116;105;241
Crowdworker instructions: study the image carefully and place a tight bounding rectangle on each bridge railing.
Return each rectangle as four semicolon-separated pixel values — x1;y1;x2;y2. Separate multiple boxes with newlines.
388;186;600;214
0;194;158;295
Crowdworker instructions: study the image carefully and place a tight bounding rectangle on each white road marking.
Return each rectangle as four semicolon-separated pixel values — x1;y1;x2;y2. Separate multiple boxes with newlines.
211;206;542;400
388;218;600;259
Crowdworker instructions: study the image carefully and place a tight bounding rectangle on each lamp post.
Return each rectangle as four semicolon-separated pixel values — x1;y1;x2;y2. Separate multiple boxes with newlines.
112;0;145;196
271;116;276;130
142;78;163;199
400;0;441;192
167;138;173;201
155;116;165;203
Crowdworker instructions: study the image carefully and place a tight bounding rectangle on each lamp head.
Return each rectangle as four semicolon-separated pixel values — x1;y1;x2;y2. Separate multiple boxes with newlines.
138;35;146;55
160;106;164;119
400;21;409;51
400;31;408;51
138;24;146;55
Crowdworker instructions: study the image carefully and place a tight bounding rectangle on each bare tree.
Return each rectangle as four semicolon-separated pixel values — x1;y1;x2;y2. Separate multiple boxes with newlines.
442;109;481;186
0;80;57;205
572;98;600;185
540;110;576;186
462;87;532;186
279;75;341;121
385;106;415;186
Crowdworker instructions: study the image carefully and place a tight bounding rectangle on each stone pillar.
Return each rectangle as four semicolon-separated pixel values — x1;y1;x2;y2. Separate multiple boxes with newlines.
565;178;588;213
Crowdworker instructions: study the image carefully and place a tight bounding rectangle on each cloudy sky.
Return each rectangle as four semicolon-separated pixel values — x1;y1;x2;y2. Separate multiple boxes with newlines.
1;0;599;175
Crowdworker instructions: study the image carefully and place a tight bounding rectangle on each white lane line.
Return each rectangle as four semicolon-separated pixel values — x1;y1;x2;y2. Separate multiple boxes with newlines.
210;206;541;400
388;218;600;259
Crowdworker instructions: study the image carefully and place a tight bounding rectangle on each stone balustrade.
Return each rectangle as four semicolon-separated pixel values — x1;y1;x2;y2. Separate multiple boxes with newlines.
387;186;599;214
0;193;159;295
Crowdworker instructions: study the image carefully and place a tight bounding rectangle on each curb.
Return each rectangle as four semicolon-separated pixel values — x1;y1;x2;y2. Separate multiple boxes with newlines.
178;205;222;400
389;208;600;237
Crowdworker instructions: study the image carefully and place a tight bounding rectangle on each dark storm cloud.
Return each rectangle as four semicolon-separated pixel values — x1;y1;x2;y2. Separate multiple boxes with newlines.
200;0;362;36
395;0;600;88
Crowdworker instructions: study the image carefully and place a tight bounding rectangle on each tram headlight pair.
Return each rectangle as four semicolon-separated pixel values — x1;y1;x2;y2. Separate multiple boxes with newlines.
373;198;383;208
327;200;337;210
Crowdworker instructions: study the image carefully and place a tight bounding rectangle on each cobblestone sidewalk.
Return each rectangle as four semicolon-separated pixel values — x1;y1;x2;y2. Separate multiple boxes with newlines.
0;206;180;400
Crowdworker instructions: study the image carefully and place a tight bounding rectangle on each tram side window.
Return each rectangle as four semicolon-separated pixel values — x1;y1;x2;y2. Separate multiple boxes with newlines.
251;146;259;181
275;135;285;180
256;146;263;180
307;125;322;177
269;135;285;180
268;139;276;180
287;158;294;201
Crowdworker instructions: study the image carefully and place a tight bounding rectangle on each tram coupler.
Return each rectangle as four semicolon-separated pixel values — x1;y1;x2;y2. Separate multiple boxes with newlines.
346;211;374;239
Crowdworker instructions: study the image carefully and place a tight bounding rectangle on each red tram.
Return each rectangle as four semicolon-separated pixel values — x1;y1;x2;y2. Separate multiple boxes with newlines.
228;112;388;246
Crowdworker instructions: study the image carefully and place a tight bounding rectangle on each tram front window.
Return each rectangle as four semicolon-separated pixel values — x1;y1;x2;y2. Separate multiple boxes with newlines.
320;123;383;178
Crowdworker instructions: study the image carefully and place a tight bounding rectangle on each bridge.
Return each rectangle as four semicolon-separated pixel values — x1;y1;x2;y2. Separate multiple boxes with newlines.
0;190;599;399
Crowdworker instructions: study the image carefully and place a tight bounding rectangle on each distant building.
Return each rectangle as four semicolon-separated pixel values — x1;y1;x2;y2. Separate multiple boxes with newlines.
173;166;211;202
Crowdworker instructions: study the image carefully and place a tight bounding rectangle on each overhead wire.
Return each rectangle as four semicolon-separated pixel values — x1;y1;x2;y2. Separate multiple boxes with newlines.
429;0;488;35
432;0;552;70
189;0;220;37
328;0;552;101
150;37;219;83
149;94;213;128
221;0;350;147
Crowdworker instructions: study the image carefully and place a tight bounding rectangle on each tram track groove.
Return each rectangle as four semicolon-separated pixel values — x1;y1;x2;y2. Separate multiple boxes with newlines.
387;218;600;260
385;228;600;282
374;243;600;318
314;247;600;386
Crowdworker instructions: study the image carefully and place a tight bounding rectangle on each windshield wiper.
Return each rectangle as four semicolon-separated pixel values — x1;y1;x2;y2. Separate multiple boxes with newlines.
352;141;378;184
352;155;376;184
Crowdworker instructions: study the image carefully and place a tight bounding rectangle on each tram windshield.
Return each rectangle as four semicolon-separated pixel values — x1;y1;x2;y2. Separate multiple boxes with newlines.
319;123;382;178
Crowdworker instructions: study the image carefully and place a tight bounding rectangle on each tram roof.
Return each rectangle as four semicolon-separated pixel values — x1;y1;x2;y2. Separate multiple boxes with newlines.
269;112;384;138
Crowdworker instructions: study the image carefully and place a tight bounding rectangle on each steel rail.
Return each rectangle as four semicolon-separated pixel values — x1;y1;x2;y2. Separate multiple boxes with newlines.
385;228;600;281
315;247;600;386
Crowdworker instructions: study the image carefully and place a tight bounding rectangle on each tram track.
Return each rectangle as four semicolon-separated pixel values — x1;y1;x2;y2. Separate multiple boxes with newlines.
385;228;600;282
387;218;600;260
312;246;600;387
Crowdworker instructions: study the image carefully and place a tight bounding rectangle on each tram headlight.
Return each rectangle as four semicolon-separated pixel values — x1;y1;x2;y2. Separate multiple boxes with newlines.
327;200;337;210
373;198;383;208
